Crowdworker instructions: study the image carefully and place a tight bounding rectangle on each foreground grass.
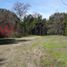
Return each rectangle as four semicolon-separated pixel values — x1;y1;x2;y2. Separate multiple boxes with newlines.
41;35;67;67
0;35;67;67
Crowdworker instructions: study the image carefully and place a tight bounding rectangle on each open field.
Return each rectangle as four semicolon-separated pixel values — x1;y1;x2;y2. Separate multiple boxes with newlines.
0;35;67;67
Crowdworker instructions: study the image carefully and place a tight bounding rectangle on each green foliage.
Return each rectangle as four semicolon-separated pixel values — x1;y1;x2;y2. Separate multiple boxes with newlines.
19;12;67;36
20;14;47;36
47;13;65;35
64;25;67;35
64;14;67;36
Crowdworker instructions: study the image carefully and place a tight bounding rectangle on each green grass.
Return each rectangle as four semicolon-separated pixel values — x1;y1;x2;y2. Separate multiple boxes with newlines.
25;35;67;67
40;35;67;67
24;35;67;67
0;35;67;67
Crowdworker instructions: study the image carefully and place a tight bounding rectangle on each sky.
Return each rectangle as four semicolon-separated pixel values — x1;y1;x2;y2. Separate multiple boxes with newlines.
0;0;67;19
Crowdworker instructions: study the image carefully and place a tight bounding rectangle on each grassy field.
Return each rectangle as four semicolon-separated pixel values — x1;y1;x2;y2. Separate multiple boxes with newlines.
0;35;67;67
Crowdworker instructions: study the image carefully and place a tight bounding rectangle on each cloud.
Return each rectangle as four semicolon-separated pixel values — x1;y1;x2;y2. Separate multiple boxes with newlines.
0;0;67;18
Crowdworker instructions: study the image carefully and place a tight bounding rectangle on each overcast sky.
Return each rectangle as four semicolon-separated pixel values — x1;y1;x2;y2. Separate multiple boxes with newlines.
0;0;67;19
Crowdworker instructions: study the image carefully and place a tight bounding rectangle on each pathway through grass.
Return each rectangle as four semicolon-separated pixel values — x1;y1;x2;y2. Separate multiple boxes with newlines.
0;35;67;67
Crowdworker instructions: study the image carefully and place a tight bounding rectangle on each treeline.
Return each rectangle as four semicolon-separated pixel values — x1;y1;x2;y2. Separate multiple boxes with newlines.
1;1;67;38
11;1;67;37
0;8;67;37
19;13;67;36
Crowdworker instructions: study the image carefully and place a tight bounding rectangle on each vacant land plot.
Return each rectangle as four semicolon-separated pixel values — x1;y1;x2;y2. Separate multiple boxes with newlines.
0;35;67;67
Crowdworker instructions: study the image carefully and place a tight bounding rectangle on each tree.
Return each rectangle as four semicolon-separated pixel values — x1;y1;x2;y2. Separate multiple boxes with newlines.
31;18;47;35
22;14;35;35
0;9;20;38
61;0;67;6
13;1;30;20
47;13;65;35
64;14;67;35
20;13;47;35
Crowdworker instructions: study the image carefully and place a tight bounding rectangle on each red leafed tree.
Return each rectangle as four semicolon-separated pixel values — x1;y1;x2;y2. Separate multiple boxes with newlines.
0;9;20;38
0;22;15;37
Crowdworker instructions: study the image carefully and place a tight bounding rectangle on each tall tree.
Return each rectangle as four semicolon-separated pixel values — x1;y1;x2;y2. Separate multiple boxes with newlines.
13;1;30;20
48;13;65;35
0;9;20;38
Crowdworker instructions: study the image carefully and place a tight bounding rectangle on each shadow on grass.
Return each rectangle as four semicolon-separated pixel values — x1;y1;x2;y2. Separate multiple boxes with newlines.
0;58;7;66
0;38;31;45
17;39;31;42
0;39;17;45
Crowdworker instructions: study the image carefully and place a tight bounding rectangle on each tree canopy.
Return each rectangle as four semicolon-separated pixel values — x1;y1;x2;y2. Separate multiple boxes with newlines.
0;8;20;38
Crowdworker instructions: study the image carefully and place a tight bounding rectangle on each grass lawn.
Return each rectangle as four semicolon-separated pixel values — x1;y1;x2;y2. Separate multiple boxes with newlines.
0;35;67;67
40;35;67;67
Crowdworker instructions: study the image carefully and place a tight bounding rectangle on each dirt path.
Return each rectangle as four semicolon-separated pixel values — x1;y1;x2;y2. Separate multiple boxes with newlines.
0;36;55;67
0;36;65;67
0;36;45;67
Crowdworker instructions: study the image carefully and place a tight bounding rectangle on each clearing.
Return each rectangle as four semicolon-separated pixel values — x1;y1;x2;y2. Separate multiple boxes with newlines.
0;35;67;67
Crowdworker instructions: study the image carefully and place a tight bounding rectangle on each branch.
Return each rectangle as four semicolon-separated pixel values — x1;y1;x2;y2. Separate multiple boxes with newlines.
61;0;67;6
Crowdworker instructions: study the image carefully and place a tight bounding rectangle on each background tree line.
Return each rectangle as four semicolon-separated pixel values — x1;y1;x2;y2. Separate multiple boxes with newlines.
0;1;67;38
12;1;67;37
14;2;67;36
18;12;67;36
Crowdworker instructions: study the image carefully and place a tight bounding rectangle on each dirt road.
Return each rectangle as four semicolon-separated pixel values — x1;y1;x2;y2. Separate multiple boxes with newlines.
0;36;44;67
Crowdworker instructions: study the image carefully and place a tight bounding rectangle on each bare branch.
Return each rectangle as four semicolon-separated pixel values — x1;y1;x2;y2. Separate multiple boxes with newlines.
61;0;67;6
13;1;30;20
